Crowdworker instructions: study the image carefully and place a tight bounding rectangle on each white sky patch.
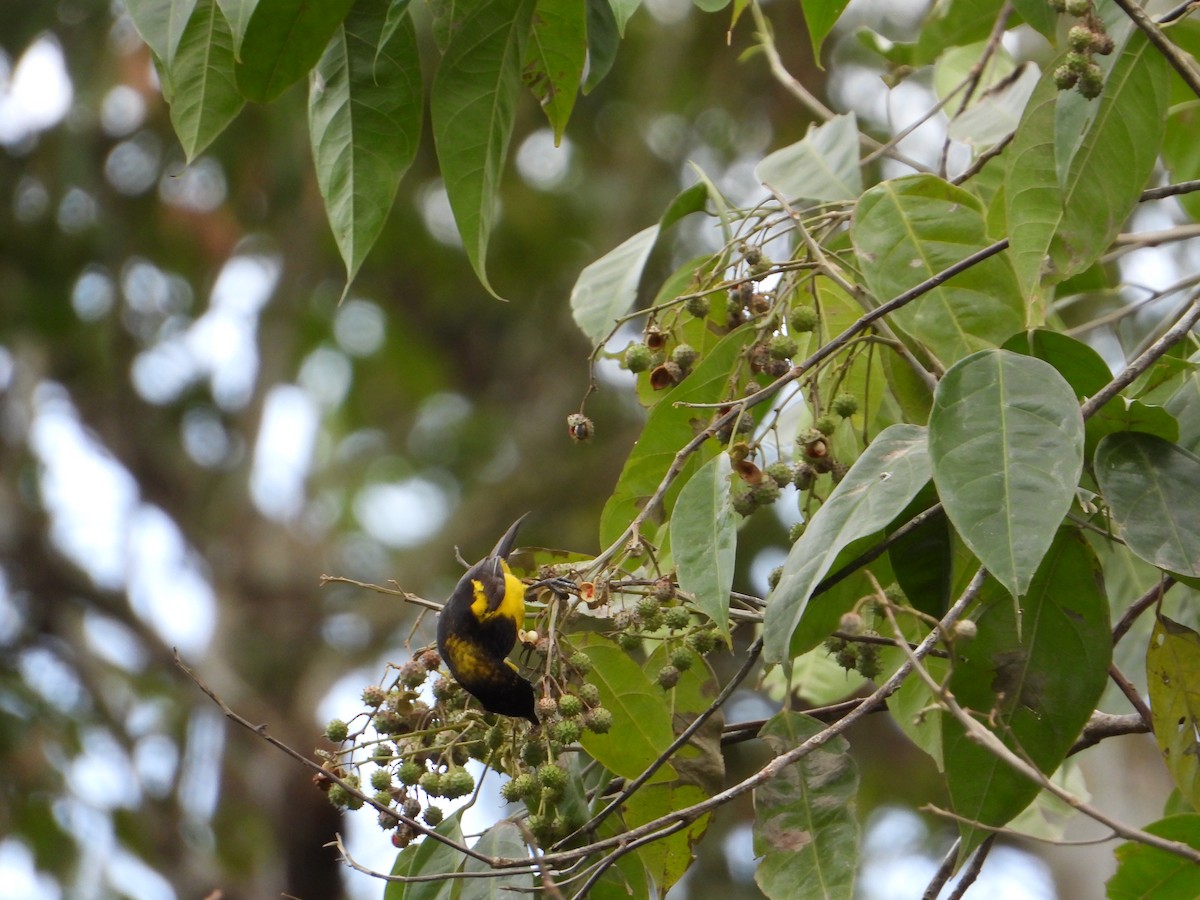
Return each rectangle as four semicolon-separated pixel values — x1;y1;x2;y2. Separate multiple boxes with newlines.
31;383;139;590
250;384;319;521
334;299;386;357
126;505;216;655
130;251;279;409
159;157;227;213
107;849;175;900
298;345;353;410
353;477;452;548
29;383;216;654
418;180;463;247
69;728;140;810
83;611;148;672
0;34;73;147
0;839;62;900
516;128;573;191
178;706;224;825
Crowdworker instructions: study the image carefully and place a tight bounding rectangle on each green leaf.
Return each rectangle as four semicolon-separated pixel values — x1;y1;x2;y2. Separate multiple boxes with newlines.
1010;0;1058;42
577;633;676;781
1164;102;1200;223
617;647;721;894
522;0;586;143
1109;814;1200;900
608;0;642;36
852;174;1024;369
1086;398;1180;462
1051;32;1170;280
1148;614;1200;812
385;811;465;900
1095;432;1200;578
215;0;254;50
236;0;355;103
571;226;657;345
1165;355;1200;456
800;0;850;65
914;0;1002;65
461;822;534;900
431;0;535;299
1001;329;1112;399
309;0;423;286
755;113;861;203
125;0;198;63
929;350;1084;599
583;0;619;92
571;182;712;343
943;530;1109;858
623;781;708;894
887;487;950;619
599;325;753;548
1007;32;1170;292
763;424;931;664
165;0;244;161
754;712;859;900
670;452;736;645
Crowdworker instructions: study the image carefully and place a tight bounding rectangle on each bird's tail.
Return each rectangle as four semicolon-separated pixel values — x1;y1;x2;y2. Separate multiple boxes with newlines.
489;512;529;560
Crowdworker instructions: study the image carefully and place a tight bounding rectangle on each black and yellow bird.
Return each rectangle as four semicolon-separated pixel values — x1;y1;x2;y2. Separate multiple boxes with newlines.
436;514;539;725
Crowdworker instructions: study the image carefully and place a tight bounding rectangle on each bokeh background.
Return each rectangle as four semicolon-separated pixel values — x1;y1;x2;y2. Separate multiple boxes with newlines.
0;1;1173;897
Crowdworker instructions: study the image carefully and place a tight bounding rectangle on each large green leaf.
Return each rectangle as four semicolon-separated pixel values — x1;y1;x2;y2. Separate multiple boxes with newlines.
165;0;244;161
582;0;619;92
1165;354;1200;456
763;424;931;664
385;811;465;900
754;712;859;900
577;633;676;782
943;529;1109;858
1006;32;1170;293
929;350;1084;599
1148;614;1200;812
461;822;534;900
431;0;535;298
570;182;708;344
1094;432;1200;578
914;0;1002;65
599;325;753;549
754;113;861;202
800;0;850;65
851;174;1024;369
236;0;355;103
1163;102;1200;223
125;0;198;62
1109;814;1200;899
1001;329;1111;399
215;0;254;49
670;452;736;645
522;0;586;143
309;0;422;285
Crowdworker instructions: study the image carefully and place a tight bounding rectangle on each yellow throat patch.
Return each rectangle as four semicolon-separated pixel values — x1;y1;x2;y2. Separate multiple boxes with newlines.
469;560;526;624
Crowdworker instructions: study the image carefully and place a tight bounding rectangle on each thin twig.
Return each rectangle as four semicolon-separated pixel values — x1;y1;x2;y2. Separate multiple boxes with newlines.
559;637;765;846
1079;296;1200;421
1112;577;1174;645
882;610;1200;867
1112;0;1200;100
173;651;519;872
946;834;995;900
1108;662;1154;730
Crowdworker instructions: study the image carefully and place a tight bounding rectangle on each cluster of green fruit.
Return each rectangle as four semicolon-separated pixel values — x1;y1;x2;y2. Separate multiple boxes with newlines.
318;647;615;849
1049;0;1115;99
729;390;859;518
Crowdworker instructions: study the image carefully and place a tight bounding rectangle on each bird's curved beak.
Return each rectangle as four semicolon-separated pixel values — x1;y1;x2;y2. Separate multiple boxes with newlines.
489;512;530;560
